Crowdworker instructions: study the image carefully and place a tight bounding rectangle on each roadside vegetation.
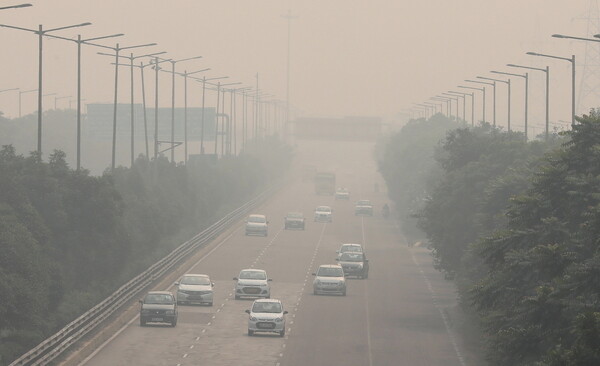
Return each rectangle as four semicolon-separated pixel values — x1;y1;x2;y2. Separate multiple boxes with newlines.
379;112;600;365
0;135;291;365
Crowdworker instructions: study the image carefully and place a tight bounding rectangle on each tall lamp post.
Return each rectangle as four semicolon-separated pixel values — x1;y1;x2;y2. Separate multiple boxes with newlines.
528;49;575;128
0;21;92;156
177;68;210;162
466;79;496;126
424;101;442;116
458;85;485;124
98;42;157;170
478;76;510;130
415;103;433;118
195;76;228;155
491;70;528;136
438;94;460;121
443;92;467;123
431;97;451;118
102;51;166;167
508;63;549;140
448;91;474;126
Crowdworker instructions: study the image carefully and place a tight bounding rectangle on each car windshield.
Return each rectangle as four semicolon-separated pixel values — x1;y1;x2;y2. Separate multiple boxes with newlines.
316;206;331;212
144;294;174;304
287;212;303;218
239;270;267;280
252;302;282;313
180;276;210;285
341;245;362;253
340;253;364;262
248;216;266;223
317;267;344;277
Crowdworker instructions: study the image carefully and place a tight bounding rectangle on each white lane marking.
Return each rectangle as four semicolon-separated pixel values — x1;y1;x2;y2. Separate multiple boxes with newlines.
410;251;467;366
195;336;200;341
190;345;194;349
183;353;188;358
202;329;206;333
361;216;374;366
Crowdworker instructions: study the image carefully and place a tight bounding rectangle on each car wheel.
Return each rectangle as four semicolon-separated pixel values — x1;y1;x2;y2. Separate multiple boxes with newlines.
208;302;213;306
248;329;254;336
280;329;286;337
313;289;318;295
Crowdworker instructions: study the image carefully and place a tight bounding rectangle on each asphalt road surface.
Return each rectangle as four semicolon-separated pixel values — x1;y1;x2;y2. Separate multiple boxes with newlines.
78;140;476;366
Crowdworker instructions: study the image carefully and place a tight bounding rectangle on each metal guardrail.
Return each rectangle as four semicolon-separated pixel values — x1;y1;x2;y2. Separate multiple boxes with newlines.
9;186;278;366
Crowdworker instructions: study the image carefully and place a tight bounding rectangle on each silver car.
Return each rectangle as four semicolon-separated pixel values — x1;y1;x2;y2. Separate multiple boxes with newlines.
314;206;333;222
313;264;346;296
175;274;214;306
245;299;288;337
245;214;269;236
234;269;272;300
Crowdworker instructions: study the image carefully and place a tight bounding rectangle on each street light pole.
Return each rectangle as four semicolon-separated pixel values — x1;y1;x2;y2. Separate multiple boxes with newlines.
458;85;485;125
466;79;495;126
443;92;466;122
491;70;528;136
528;50;575;128
195;76;228;155
0;21;92;156
508;63;549;140
178;68;210;162
478;76;511;130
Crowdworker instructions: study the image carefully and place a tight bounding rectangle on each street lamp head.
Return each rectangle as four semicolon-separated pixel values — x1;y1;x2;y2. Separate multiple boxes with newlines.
13;3;32;8
551;34;566;39
594;34;600;39
526;52;539;56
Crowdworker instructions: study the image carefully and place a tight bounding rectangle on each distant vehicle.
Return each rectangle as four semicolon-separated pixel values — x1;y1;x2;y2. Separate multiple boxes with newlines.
313;264;346;296
139;291;178;327
245;214;268;236
337;252;369;279
314;172;336;195
382;203;390;218
336;243;364;259
245;298;288;337
234;269;272;300
335;188;350;200
314;205;333;223
284;212;306;230
355;199;373;216
175;274;214;306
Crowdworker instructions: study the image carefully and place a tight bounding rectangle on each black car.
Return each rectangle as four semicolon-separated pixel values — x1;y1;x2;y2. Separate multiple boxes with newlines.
336;252;369;279
139;291;178;327
284;212;305;230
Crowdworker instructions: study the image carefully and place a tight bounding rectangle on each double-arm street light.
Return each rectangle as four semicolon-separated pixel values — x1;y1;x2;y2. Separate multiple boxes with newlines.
46;32;124;170
478;76;511;131
98;42;157;170
458;85;485;124
194;76;228;154
466;79;496;126
508;63;549;140
0;21;92;156
527;52;574;128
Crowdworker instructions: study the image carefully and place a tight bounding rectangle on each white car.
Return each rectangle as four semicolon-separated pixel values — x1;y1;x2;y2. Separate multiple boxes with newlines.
314;206;333;222
313;264;346;296
245;299;288;337
355;200;373;216
234;269;272;300
335;188;350;200
335;243;364;259
245;214;268;236
175;274;214;306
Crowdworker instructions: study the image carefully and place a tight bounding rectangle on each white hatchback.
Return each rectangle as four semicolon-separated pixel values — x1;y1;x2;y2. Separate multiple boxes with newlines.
314;206;333;223
175;274;214;306
234;269;272;300
245;299;288;337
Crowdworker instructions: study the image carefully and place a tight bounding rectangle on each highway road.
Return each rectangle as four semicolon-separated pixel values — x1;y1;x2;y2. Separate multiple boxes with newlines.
75;140;477;366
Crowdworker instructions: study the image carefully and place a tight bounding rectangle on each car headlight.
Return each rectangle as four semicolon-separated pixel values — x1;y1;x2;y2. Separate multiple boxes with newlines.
274;317;284;322
165;310;175;315
249;316;257;321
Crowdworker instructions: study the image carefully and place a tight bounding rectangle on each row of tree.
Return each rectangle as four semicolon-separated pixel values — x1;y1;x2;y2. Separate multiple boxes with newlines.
379;113;600;365
0;136;292;365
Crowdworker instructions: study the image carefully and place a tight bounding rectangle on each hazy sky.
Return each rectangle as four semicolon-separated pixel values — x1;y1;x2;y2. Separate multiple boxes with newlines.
0;0;598;134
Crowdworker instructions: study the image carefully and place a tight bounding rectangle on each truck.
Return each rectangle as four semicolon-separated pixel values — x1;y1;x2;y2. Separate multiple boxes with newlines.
314;172;336;195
